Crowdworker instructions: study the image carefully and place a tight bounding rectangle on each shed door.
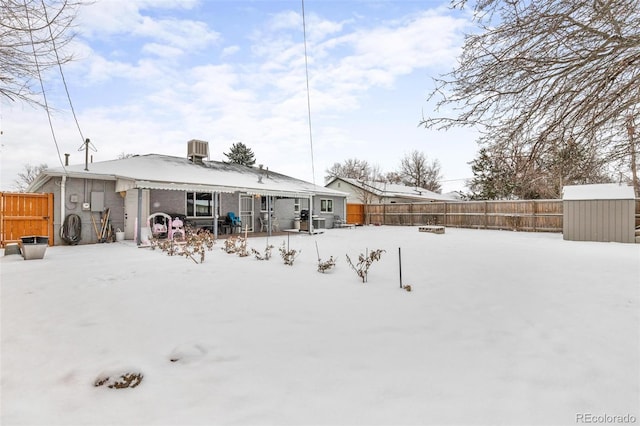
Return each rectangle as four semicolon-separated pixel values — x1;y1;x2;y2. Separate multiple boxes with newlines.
239;194;254;232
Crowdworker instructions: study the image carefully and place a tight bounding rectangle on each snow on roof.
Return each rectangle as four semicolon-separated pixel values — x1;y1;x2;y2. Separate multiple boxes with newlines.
330;177;457;201
562;183;635;200
32;154;347;198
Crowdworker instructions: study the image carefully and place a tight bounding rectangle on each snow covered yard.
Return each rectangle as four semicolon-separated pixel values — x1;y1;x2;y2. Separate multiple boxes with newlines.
1;226;638;426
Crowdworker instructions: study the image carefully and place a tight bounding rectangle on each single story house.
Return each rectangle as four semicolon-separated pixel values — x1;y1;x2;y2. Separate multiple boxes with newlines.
27;140;347;245
325;177;458;204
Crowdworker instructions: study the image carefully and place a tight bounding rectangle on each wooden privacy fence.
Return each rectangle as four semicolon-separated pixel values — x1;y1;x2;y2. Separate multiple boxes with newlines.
366;200;565;232
0;192;54;247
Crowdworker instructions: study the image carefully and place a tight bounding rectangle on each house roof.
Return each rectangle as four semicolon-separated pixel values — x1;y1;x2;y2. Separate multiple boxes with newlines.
562;183;636;200
327;177;457;201
29;154;347;198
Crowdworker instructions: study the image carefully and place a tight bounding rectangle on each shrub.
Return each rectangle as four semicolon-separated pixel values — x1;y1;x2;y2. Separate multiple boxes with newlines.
151;227;215;263
346;249;385;283
317;256;336;273
223;236;249;257
251;244;274;260
279;242;300;266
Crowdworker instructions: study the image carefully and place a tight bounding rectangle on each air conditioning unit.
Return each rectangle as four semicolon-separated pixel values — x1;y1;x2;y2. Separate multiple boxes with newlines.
187;139;209;163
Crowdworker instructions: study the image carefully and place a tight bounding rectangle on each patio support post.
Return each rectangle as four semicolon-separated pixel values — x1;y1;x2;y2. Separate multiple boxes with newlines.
267;195;272;237
213;192;219;238
309;195;313;234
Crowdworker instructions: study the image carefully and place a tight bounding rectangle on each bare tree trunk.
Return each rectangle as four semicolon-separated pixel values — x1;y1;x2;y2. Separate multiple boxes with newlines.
627;117;639;197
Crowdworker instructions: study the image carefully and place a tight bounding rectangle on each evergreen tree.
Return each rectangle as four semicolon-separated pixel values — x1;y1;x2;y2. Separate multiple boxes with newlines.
467;148;516;200
224;142;256;166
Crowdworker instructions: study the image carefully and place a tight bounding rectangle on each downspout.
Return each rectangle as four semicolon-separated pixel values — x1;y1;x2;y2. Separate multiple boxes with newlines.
136;188;142;245
343;198;347;226
60;175;66;240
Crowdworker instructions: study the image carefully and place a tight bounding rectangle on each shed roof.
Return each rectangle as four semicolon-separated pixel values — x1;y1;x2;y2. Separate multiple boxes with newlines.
562;183;635;200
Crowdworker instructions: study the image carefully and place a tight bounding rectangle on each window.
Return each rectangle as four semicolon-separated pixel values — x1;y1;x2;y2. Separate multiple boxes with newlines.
260;196;267;212
294;198;300;214
320;199;333;213
186;192;213;217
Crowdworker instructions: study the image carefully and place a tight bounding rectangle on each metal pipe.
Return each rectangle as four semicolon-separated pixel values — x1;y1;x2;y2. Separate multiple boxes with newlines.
60;175;66;242
136;188;142;245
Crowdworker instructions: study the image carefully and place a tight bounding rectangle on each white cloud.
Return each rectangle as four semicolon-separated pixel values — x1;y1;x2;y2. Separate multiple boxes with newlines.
221;45;240;57
134;17;220;52
1;2;478;191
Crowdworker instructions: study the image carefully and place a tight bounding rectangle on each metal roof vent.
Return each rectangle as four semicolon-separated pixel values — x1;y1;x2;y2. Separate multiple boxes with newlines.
187;139;209;164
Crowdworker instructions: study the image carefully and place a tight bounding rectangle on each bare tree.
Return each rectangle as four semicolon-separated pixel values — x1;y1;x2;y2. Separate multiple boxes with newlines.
14;163;48;192
398;150;443;193
1;0;80;107
383;171;403;184
326;159;386;224
324;158;370;182
117;152;136;159
422;0;640;196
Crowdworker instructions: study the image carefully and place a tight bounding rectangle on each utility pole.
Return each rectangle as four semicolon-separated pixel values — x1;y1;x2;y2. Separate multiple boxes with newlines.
77;138;96;171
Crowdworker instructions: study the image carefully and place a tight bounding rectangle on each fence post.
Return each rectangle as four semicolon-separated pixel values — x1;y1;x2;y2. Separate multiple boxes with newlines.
484;201;488;229
383;202;386;225
443;202;447;227
532;200;537;232
410;203;413;226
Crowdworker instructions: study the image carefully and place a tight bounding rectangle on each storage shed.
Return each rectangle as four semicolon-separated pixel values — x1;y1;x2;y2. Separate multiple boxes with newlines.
562;184;636;243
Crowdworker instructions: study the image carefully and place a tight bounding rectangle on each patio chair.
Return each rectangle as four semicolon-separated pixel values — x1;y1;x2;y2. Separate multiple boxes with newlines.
170;217;185;240
333;215;347;228
259;216;268;232
226;212;242;233
148;212;172;238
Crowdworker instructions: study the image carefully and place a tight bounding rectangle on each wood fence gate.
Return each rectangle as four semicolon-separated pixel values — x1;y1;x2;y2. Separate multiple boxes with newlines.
0;192;54;247
346;203;364;225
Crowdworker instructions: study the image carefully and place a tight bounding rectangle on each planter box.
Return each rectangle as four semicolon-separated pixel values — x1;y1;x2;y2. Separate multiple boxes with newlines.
20;236;49;260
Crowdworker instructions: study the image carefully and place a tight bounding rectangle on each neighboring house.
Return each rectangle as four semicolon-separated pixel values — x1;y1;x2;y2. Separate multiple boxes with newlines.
27;140;347;245
325;177;458;204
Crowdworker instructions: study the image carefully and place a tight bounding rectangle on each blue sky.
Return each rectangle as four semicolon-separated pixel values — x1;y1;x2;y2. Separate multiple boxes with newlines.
0;0;479;192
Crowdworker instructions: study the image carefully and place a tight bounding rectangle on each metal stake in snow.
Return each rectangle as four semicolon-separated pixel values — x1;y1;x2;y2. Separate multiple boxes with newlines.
398;247;403;289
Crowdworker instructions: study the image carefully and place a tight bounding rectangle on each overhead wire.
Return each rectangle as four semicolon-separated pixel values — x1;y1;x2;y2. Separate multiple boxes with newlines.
23;0;67;172
41;0;86;144
301;0;316;186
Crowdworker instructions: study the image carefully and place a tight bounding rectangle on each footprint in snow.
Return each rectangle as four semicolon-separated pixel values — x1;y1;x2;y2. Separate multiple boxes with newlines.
168;343;208;364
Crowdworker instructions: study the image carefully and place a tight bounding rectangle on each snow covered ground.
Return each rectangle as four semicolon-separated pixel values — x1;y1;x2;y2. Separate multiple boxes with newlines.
1;226;638;426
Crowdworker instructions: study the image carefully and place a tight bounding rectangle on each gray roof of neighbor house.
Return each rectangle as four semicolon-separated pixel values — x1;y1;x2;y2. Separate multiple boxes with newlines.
326;177;458;201
28;154;347;198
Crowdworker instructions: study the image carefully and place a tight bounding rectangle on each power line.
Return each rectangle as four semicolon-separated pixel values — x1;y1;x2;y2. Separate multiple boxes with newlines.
23;0;66;173
301;0;316;186
41;0;86;144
